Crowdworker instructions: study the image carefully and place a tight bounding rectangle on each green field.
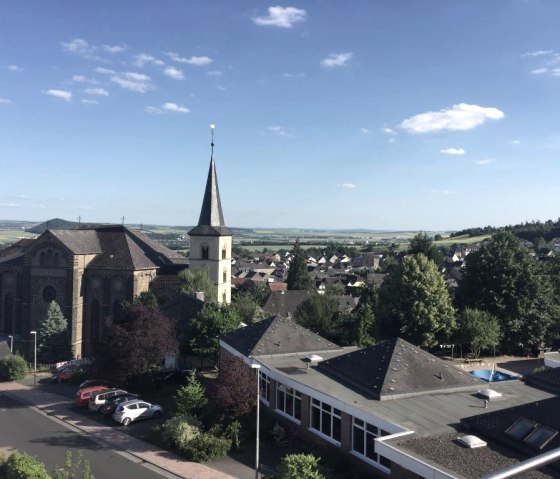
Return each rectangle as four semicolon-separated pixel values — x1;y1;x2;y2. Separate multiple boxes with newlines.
435;234;491;245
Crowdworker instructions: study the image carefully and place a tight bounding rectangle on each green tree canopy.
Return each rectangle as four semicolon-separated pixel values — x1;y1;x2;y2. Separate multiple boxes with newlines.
133;291;159;310
455;308;501;358
456;230;558;351
408;232;444;267
294;294;342;343
287;239;311;290
180;267;217;303
231;292;265;325
173;370;208;416
377;253;456;348
186;303;240;360
37;301;72;364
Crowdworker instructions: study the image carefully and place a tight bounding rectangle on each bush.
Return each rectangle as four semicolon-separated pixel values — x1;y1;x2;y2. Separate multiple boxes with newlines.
173;370;208;416
51;451;94;479
5;451;50;479
184;432;232;462
276;454;326;479
0;355;29;381
161;414;202;453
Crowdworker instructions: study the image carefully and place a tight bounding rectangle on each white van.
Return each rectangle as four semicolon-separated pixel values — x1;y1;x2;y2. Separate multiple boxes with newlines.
88;389;128;412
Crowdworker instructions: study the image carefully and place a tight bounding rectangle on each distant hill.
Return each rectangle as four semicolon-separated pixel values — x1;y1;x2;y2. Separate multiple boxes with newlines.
28;218;104;234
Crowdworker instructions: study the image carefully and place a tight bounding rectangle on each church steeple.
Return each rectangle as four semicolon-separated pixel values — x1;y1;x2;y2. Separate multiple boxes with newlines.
188;125;233;304
189;125;232;237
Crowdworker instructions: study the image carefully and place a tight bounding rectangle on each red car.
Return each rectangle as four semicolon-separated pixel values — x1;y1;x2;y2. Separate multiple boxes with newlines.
51;365;78;383
74;386;109;407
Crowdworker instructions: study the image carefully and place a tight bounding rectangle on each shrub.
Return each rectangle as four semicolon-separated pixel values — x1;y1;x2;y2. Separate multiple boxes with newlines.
161;414;202;453
173;370;208;416
51;451;94;479
276;453;326;479
5;451;50;479
225;420;242;450
0;355;29;381
184;432;232;462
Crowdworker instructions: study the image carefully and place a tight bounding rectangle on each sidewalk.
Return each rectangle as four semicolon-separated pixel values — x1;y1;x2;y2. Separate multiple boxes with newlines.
0;381;256;479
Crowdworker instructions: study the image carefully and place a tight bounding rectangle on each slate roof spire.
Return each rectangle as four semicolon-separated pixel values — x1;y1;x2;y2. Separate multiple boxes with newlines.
189;125;232;236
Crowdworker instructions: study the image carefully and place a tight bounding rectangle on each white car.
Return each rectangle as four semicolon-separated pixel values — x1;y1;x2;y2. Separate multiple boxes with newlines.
112;399;163;426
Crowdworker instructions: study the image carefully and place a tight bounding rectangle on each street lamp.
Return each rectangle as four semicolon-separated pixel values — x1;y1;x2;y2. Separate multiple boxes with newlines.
8;335;13;353
250;361;261;479
30;331;37;388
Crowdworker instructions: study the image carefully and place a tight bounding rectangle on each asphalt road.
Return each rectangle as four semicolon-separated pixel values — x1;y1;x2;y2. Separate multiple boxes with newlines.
0;393;178;479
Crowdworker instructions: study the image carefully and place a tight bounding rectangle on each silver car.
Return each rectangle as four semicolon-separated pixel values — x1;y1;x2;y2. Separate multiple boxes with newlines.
112;399;163;426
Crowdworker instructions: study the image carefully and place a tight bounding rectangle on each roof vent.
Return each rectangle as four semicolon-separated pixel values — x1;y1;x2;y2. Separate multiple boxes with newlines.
456;435;487;449
478;389;502;399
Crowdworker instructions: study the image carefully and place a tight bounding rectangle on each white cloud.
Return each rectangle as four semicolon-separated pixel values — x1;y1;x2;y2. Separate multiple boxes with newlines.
162;102;189;113
337;183;357;188
253;6;306;28
61;38;95;57
522;50;553;57
7;64;22;72
383;127;396;135
360;128;370;134
133;53;164;67
95;67;115;75
440;147;465;155
84;87;109;96
321;52;353;68
0;202;19;207
146;103;190;114
45;89;72;101
72;75;97;84
207;70;223;77
81;99;99;105
282;72;306;79
531;68;548;75
111;72;153;93
476;158;494;165
103;44;127;54
399;103;504;133
164;66;184;80
217;85;227;91
167;52;212;66
511;139;521;145
268;126;288;136
0;98;11;104
552;68;560;77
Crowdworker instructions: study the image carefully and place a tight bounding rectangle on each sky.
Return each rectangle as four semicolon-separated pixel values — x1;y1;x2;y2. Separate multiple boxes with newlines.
1;1;560;231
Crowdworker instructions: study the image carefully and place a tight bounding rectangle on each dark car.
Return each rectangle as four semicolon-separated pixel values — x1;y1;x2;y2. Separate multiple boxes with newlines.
50;364;79;383
101;393;140;415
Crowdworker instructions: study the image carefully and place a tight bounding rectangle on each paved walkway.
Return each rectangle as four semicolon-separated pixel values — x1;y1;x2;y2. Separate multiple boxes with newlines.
0;381;256;479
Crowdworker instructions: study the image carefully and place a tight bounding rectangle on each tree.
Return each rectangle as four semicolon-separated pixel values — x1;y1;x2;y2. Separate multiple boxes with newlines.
455;309;501;359
133;291;159;310
456;231;558;351
51;451;94;479
186;303;240;361
231;292;264;325
210;355;257;421
173;370;208;416
294;294;341;343
180;267;217;303
287;239;311;290
408;232;443;268
276;454;327;479
95;304;178;384
377;253;456;348
37;301;72;364
324;284;345;296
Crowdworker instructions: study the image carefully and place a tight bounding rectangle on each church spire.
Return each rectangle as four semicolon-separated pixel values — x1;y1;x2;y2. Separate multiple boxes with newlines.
189;125;232;236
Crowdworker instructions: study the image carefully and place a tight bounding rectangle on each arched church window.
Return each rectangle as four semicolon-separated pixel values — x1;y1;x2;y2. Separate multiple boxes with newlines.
222;290;227;303
53;252;60;268
39;252;46;267
90;299;100;342
112;300;124;322
223;268;227;283
42;285;57;303
222;244;227;260
201;244;209;260
46;250;53;268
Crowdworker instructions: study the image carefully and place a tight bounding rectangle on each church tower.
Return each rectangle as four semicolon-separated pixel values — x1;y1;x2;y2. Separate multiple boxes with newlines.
188;126;232;304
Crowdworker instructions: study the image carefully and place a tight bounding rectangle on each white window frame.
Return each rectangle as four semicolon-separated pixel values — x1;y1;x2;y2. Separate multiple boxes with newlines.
275;382;301;424
351;417;391;473
260;371;271;406
309;398;342;445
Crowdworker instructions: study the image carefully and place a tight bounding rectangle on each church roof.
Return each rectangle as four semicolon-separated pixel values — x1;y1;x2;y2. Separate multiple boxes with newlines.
189;156;232;237
318;338;484;400
221;314;343;357
0;239;33;266
50;229;102;254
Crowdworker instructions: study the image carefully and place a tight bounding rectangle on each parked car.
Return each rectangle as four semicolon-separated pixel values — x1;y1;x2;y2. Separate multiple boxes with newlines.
101;393;139;415
51;365;78;383
74;386;109;407
78;379;111;390
112;399;163;426
88;388;128;413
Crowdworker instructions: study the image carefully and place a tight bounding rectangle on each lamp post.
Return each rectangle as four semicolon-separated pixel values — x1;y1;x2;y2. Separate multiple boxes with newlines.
8;335;13;353
250;362;261;479
30;331;37;388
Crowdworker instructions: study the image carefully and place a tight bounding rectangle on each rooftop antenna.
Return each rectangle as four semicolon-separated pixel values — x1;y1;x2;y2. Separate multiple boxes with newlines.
210;123;215;158
77;215;81;227
121;215;125;225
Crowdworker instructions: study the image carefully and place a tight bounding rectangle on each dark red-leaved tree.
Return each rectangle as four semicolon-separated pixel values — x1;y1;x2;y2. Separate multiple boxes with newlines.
211;355;257;421
95;304;178;384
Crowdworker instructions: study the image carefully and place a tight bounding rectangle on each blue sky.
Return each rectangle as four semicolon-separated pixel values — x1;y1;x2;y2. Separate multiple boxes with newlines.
1;1;560;230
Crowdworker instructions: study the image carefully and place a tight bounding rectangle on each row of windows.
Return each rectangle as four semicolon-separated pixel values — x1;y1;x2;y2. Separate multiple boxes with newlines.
200;244;229;260
272;377;391;471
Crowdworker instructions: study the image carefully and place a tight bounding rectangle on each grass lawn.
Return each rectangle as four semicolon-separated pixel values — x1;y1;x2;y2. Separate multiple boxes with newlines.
435;234;491;245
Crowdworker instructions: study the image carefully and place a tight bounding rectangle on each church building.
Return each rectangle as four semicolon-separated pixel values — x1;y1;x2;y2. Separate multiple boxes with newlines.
0;138;232;358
